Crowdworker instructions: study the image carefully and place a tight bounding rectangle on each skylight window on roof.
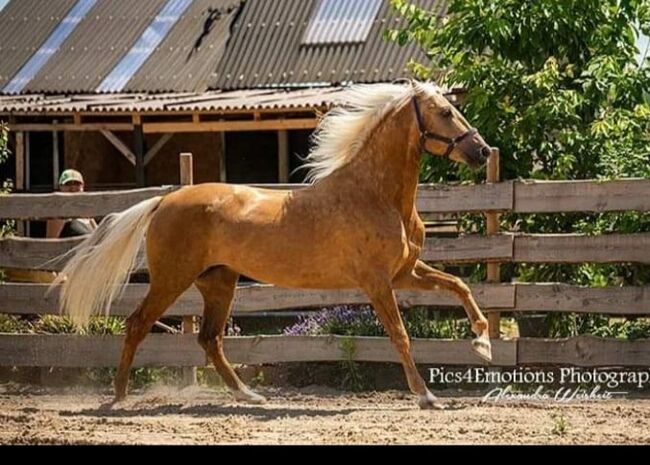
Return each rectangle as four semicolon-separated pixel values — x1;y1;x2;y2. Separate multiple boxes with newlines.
96;0;192;93
302;0;382;45
3;0;97;94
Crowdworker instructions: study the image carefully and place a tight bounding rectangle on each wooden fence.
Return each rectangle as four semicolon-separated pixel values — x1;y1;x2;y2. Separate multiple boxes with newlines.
1;152;650;368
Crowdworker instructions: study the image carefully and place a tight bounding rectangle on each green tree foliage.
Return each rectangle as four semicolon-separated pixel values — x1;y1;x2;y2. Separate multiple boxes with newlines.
389;0;650;183
389;0;650;333
0;122;12;243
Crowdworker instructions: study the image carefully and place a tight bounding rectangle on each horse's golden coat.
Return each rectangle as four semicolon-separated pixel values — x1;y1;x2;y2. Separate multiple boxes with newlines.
58;82;493;409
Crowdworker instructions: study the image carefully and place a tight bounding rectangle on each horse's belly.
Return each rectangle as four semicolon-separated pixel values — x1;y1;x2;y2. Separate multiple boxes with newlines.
224;247;358;289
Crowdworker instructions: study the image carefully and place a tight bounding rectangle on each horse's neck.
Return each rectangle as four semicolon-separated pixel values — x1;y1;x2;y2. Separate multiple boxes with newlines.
328;105;421;220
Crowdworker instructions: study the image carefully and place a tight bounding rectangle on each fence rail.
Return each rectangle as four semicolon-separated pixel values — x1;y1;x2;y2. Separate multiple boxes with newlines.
2;178;650;220
1;333;649;368
1;282;649;316
1;152;649;369
2;232;649;271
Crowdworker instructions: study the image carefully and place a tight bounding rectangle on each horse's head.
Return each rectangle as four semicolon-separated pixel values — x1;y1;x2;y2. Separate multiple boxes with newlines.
411;85;491;168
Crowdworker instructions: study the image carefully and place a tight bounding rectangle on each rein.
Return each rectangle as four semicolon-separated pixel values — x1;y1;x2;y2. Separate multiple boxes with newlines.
411;96;478;158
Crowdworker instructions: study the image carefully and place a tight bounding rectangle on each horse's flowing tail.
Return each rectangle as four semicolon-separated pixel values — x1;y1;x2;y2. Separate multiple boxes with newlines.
53;196;164;326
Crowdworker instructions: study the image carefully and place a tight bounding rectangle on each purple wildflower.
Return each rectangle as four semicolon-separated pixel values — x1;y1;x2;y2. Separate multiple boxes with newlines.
283;305;384;337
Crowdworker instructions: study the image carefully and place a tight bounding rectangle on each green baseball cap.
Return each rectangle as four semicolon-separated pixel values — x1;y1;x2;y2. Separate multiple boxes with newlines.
58;169;84;186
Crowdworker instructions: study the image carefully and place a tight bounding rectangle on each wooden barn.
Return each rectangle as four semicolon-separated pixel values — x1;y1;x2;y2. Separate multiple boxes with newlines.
0;0;443;209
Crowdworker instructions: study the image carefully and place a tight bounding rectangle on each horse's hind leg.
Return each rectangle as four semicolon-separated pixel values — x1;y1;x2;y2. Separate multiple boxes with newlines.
195;266;266;405
114;280;192;402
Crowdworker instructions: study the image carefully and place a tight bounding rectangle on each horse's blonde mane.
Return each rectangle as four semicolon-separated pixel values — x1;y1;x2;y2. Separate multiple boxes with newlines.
303;81;441;183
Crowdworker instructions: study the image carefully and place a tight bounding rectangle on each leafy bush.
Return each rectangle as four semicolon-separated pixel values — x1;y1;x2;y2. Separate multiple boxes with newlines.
548;314;650;340
0;122;13;243
0;314;32;333
0;315;126;335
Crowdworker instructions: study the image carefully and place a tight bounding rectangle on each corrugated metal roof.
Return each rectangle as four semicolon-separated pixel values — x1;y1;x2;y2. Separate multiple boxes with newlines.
123;0;241;92
3;0;98;94
23;0;168;93
214;0;446;89
0;0;446;94
97;0;195;92
0;0;78;89
3;0;241;94
0;87;352;113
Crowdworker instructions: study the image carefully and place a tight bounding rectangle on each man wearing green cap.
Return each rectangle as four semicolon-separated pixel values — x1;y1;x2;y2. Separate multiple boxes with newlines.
46;169;98;238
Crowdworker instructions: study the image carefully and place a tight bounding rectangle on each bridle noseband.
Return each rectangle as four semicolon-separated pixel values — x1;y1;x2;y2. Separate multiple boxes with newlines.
412;96;478;158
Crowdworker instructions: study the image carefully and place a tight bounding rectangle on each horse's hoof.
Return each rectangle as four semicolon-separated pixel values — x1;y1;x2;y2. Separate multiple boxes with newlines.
418;392;446;410
233;389;267;405
472;335;492;363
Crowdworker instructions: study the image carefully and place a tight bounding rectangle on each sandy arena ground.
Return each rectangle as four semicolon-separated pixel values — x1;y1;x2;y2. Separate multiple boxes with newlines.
1;384;649;444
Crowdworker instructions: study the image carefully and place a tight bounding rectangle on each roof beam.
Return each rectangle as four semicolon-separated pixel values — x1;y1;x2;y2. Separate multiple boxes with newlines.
142;118;318;134
9;123;134;132
143;133;174;165
100;130;136;165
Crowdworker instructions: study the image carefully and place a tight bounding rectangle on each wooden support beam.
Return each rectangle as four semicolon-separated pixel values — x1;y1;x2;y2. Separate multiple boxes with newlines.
24;132;30;236
14;132;24;193
142;118;318;134
179;152;193;185
10;123;134;132
14;131;25;235
278;130;289;183
52;120;59;187
133;125;146;187
100;130;136;165
486;148;501;339
143;133;173;165
219;132;227;182
179;152;197;385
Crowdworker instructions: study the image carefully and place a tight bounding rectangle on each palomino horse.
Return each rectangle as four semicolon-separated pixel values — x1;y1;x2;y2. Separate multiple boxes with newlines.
55;81;493;409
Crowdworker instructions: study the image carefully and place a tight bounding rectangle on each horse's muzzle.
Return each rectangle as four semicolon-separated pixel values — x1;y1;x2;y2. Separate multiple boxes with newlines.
460;135;491;168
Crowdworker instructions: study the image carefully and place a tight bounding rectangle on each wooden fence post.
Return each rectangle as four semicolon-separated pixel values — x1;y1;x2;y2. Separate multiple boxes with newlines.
179;152;197;386
486;148;501;339
15;131;25;236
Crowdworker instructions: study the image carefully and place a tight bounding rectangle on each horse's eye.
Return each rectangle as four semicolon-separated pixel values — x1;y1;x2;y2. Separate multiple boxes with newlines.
441;107;453;118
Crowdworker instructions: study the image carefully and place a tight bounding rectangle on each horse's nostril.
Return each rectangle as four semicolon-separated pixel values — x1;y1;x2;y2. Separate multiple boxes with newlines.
481;146;492;158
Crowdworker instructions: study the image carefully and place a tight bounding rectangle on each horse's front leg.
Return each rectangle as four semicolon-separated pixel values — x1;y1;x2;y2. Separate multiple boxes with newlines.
393;260;492;362
364;281;445;410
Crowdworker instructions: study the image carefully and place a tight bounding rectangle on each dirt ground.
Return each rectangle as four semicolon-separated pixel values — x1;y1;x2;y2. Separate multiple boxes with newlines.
1;383;649;445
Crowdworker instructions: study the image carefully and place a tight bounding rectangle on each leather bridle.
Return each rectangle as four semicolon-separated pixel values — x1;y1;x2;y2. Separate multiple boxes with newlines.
411;96;478;158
